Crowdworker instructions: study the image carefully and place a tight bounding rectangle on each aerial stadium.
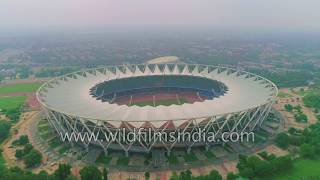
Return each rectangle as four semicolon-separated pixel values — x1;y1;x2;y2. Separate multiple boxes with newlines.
36;64;278;156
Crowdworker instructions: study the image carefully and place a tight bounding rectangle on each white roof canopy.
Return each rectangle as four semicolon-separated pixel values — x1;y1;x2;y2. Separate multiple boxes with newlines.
37;64;278;125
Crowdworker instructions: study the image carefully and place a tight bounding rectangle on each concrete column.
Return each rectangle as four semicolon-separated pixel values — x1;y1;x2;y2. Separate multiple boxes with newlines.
205;144;210;151
167;149;171;156
104;149;108;156
187;147;191;154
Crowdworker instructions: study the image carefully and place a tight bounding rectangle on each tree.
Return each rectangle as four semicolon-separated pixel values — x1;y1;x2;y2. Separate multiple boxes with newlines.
12;135;29;146
0;121;11;143
37;170;50;180
271;155;293;172
80;165;102;180
246;156;260;169
300;144;315;158
7;108;22;122
254;160;272;176
257;151;268;160
19;135;29;145
294;105;302;112
102;167;108;180
179;171;186;180
208;170;222;180
294;113;308;123
23;143;33;154
226;172;238;180
24;149;42;167
237;154;248;171
303;94;320;110
170;172;179;180
15;149;25;159
65;175;78;180
54;163;71;180
184;170;192;180
239;167;254;179
0;155;54;180
144;171;150;180
284;104;293;112
288;127;297;135
275;133;289;149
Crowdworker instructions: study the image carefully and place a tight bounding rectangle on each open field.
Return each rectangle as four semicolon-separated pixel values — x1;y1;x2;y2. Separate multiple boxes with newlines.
259;158;320;180
0;83;42;94
0;96;27;111
292;87;320;97
277;92;293;98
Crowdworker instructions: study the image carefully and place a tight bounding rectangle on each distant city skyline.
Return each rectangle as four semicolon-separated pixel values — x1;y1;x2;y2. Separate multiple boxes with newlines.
1;0;320;32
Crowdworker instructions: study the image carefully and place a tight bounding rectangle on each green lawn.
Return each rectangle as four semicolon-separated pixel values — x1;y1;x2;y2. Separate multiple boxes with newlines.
261;158;320;180
0;96;27;111
0;83;42;94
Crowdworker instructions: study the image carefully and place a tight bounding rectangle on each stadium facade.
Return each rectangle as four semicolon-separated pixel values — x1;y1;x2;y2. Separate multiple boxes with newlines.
36;64;278;156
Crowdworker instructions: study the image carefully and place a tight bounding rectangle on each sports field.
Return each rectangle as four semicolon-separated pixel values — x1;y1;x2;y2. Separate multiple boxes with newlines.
0;96;27;111
0;83;42;94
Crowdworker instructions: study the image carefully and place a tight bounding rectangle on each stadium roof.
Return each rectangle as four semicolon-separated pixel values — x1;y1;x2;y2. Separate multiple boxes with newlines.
37;64;277;127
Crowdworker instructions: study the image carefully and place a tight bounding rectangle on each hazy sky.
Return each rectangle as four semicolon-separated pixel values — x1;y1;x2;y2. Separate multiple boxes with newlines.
1;0;320;31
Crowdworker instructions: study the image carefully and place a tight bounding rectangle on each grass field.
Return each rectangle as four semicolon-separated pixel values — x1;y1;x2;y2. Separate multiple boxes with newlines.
0;83;42;94
277;92;293;98
0;96;27;111
129;98;188;107
294;87;320;97
259;158;320;180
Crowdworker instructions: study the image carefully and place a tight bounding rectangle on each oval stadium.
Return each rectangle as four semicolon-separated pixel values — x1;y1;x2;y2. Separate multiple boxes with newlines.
36;64;278;156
